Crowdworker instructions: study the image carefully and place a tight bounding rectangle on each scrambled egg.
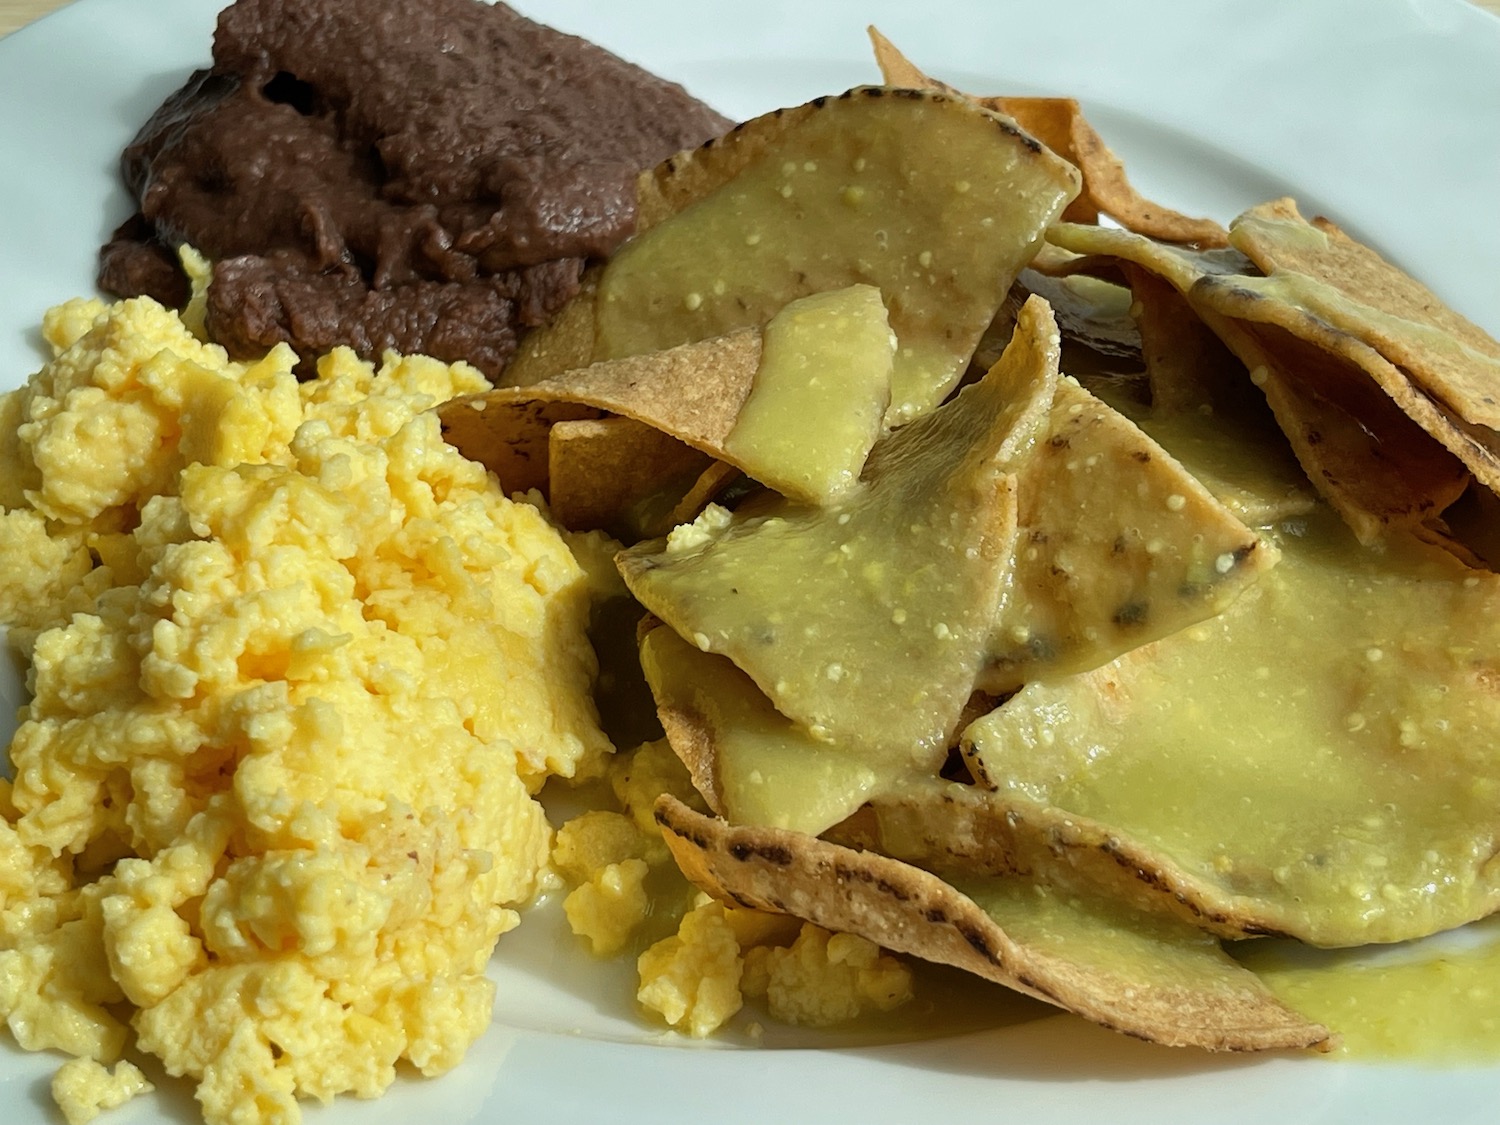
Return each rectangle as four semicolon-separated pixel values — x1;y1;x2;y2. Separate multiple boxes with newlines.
741;924;913;1027
549;740;915;1036
637;898;747;1037
0;296;610;1124
51;1058;153;1125
634;895;912;1037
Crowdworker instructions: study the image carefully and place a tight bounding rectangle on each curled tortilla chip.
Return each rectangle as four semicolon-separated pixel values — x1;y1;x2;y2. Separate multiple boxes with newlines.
1190;201;1500;497
868;27;1226;246
441;327;762;491
548;417;713;539
1048;221;1470;543
655;797;1330;1052
1191;281;1474;539
1231;199;1500;422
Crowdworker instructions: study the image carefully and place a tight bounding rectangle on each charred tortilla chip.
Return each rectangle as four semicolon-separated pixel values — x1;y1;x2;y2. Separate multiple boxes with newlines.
506;85;1079;424
1190;283;1474;539
984;375;1271;693
1191;270;1500;498
830;786;1255;940
655;797;1330;1052
868;28;1225;246
1231;198;1500;391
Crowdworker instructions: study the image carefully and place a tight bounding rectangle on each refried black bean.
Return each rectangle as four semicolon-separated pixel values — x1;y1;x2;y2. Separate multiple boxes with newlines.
97;0;731;378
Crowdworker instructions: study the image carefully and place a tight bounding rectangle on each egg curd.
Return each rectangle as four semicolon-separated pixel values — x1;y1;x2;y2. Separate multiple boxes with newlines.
551;740;914;1037
0;296;610;1124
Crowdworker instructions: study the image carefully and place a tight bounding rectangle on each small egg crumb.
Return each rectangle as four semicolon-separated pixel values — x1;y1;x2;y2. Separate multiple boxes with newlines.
552;809;666;881
741;923;913;1027
636;900;744;1037
51;1058;154;1125
564;859;652;955
609;739;707;836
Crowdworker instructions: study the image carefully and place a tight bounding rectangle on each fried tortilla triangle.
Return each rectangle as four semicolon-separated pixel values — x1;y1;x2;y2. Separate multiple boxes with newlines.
655;797;1331;1052
498;85;1079;424
1230;198;1500;430
1186;200;1500;502
981;373;1272;694
639;622;895;836
443;285;897;519
1047;221;1470;543
439;327;761;501
962;505;1500;948
618;296;1055;774
867;28;1225;246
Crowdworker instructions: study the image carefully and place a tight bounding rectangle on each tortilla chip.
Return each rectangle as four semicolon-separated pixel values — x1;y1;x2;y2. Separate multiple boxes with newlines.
441;327;762;486
1230;199;1500;426
639;622;726;817
1190;281;1475;538
835;782;1276;941
972;272;1142;395
504;85;1079;424
1024;271;1141;360
548;417;713;538
983;375;1272;693
1116;265;1317;526
640;623;891;835
655;797;1331;1051
448;285;897;523
868;27;1226;246
719;284;896;506
618;298;1058;776
1047;221;1470;542
437;397;600;495
1124;265;1237;415
964;506;1500;948
1438;480;1500;571
1191;268;1500;499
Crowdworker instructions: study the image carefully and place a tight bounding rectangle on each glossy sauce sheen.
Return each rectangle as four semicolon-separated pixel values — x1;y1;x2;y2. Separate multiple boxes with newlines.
1237;918;1500;1060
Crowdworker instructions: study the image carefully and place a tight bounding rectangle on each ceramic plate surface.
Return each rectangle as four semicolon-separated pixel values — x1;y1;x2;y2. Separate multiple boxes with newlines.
1;1;1498;1122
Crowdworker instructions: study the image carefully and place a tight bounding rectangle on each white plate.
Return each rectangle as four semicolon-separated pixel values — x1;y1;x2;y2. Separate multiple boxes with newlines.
2;1;1500;1122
